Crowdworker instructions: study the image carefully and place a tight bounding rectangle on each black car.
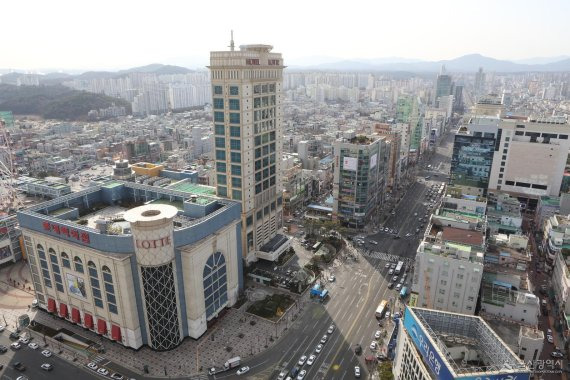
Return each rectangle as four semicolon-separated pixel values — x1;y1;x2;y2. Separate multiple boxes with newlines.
290;366;300;377
354;344;362;355
9;332;20;340
13;361;26;371
0;345;7;353
387;282;394;289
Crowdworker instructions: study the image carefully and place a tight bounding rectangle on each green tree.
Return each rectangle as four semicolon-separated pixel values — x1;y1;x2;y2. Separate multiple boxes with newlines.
378;362;394;380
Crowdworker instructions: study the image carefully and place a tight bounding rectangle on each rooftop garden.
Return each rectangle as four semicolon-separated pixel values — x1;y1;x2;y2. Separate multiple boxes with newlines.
349;135;374;145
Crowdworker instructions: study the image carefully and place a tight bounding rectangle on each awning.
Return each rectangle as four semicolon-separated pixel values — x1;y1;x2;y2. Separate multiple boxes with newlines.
59;303;68;318
71;308;80;324
47;298;56;313
84;313;94;329
111;325;121;341
97;319;107;335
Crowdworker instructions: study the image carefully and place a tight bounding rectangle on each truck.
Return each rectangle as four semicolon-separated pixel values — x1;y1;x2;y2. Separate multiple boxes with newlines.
224;356;241;370
310;283;329;302
395;261;404;275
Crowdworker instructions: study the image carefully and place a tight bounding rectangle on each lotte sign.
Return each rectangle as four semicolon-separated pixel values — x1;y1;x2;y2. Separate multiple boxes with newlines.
135;236;171;249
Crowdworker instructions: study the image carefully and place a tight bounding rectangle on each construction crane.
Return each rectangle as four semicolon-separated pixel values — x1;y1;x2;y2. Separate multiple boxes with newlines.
0;119;23;213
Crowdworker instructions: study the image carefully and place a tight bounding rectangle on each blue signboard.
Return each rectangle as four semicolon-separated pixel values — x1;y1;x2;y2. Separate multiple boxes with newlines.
403;308;530;380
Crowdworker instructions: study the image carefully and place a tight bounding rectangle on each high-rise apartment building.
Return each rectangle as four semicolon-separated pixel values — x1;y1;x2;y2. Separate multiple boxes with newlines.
209;43;289;263
474;67;486;96
434;67;453;106
332;135;388;228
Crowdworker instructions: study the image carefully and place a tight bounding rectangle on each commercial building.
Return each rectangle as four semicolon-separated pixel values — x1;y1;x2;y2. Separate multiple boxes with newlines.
393;307;530;380
488;117;570;205
209;43;289;263
332;135;388;228
0;213;22;265
18;181;243;351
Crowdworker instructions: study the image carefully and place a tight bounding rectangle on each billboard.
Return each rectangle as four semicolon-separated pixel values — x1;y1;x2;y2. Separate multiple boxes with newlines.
342;157;357;171
403;307;530;380
370;153;377;169
66;273;87;299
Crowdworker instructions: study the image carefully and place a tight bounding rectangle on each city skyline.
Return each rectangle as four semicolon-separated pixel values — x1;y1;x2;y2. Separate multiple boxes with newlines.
2;0;570;70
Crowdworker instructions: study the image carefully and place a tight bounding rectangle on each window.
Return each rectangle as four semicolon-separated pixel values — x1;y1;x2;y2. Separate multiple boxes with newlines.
217;174;227;185
229;99;240;110
506;180;515;186
246;215;253;226
503;149;508;154
215;124;225;135
61;252;70;269
500;168;504;173
213;98;224;109
229;86;239;95
500;161;505;166
216;162;226;172
229;113;240;124
218;186;227;196
232;190;242;200
255;183;262;194
231;165;241;176
49;249;64;293
230;126;240;137
102;266;118;315
498;174;503;178
439;289;445;295
560;134;568;140
215;137;225;148
230;152;241;163
257;210;263;220
214;112;224;122
270;131;276;141
203;252;228;319
255;148;262;158
215;150;226;160
213;85;222;95
230;139;241;150
515;131;524;136
255;136;261;146
37;245;52;288
277;196;283;205
231;177;242;188
74;256;83;273
88;261;104;309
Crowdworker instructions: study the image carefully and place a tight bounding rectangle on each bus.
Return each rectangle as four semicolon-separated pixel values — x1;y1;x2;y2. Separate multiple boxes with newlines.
312;242;322;251
375;300;388;318
395;261;404;275
400;286;408;298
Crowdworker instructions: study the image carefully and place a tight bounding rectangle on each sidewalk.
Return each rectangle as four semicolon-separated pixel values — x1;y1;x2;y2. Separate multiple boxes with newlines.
0;261;36;330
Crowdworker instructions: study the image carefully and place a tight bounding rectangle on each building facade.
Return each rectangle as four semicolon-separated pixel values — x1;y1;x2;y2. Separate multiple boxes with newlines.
18;181;243;351
209;44;288;263
332;135;388;228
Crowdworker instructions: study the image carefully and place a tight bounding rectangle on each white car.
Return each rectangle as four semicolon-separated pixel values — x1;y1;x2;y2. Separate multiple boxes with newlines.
388;269;394;275
28;342;39;350
385;311;391;319
354;366;361;378
328;275;335;282
297;369;307;379
547;335;554;343
298;355;307;366
87;362;98;370
315;344;323;353
327;324;335;334
97;368;109;376
370;341;377;350
18;337;30;344
10;342;21;350
41;349;52;357
236;366;250;375
41;363;53;371
320;334;328;344
110;373;124;380
547;329;552;336
374;330;382;339
396;284;402;291
307;354;316;365
384;263;390;269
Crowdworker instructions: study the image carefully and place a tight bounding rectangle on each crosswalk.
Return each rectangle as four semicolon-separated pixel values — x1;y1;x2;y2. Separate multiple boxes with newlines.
90;355;107;364
360;250;415;265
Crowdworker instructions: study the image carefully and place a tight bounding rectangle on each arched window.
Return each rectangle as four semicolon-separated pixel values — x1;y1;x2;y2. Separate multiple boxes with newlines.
49;248;64;293
37;244;52;289
102;266;118;314
203;252;228;320
61;252;70;269
88;261;103;308
74;256;84;273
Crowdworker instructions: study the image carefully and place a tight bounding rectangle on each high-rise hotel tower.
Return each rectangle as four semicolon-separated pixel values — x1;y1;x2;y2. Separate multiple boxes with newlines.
209;41;289;263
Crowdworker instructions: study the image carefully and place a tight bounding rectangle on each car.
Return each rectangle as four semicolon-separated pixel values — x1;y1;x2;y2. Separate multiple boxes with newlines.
385;311;391;319
354;344;362;355
41;349;52;357
415;228;420;233
307;354;316;365
385;263;390;269
377;353;388;361
0;325;4;332
298;355;307;366
354;366;361;378
393;235;401;239
551;351;564;358
28;342;39;350
387;282;394;289
425;176;430;179
370;341;377;350
388;269;394;275
87;362;98;370
16;376;29;380
547;335;554;343
547;328;552;335
405;233;412;237
393;312;401;319
236;366;250;375
384;227;389;232
375;330;382;339
328;324;335;334
10;331;20;340
13;361;26;371
208;368;217;375
19;337;30;344
320;334;328;344
290;366;300;377
98;368;110;376
41;363;53;371
111;373;124;380
0;345;7;353
399;278;405;284
315;344;323;353
277;371;287;380
390;263;396;269
392;275;398;282
11;342;21;350
328;275;335;282
297;369;307;379
414;212;418;216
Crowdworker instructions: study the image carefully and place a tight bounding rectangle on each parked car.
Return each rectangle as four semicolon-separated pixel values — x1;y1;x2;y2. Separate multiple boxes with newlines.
297;369;307;379
97;368;110;376
0;345;7;353
41;350;52;357
547;335;554;343
87;362;98;370
320;335;328;344
110;373;124;380
370;341;377;350
327;324;335;334
315;344;323;353
11;342;21;350
13;362;26;371
387;282;394;289
307;354;316;365
354;366;361;378
328;275;335;282
9;332;20;340
41;363;53;371
385;263;390;269
298;355;307;366
551;351;564;358
236;366;250;375
374;330;382;339
388;269;394;275
27;342;39;350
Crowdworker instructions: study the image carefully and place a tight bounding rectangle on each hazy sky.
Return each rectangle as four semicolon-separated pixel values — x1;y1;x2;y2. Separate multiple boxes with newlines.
2;0;569;71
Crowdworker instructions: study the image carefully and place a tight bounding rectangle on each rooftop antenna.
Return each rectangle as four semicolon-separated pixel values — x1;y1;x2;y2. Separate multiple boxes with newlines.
229;30;235;51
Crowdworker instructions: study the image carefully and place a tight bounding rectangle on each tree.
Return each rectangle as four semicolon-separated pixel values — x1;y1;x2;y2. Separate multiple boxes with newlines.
378;362;394;380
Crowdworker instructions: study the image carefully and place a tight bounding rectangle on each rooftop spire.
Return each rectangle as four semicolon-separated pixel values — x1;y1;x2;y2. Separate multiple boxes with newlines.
229;30;235;51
